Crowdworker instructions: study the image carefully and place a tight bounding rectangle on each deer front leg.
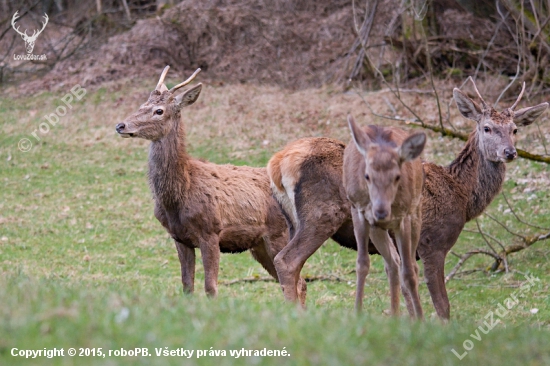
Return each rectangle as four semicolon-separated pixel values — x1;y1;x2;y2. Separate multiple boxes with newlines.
420;248;450;320
199;236;221;297
175;241;196;294
395;216;423;319
351;208;371;313
410;208;422;297
401;208;422;315
369;227;401;316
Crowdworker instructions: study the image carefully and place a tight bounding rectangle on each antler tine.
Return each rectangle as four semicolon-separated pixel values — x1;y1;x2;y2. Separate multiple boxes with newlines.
170;68;201;93
37;13;48;34
11;11;27;37
468;76;488;109
155;65;170;91
11;11;19;28
509;82;526;111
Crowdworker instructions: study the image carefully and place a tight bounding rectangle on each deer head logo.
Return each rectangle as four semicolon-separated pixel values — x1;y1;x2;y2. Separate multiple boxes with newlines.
11;11;48;54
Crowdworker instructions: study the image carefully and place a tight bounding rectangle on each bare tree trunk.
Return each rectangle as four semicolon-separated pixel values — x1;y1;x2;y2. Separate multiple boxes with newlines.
121;0;131;21
96;0;102;14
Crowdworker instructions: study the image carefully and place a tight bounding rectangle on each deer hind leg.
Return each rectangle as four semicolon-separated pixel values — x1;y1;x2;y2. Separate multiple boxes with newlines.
274;222;337;306
175;241;196;294
369;227;401;316
395;216;423;319
249;239;308;307
199;235;221;297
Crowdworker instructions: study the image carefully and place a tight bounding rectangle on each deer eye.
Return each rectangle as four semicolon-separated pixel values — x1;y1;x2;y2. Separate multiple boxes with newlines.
483;126;491;133
365;174;370;182
513;128;518;135
155;109;163;115
395;175;400;182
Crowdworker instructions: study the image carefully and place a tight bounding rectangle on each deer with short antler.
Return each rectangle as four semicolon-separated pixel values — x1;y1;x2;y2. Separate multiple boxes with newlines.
12;11;48;54
115;66;306;302
268;78;547;318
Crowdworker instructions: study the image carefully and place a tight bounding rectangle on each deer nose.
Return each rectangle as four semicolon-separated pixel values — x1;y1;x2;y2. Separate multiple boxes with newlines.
374;209;388;221
116;123;126;133
504;147;517;160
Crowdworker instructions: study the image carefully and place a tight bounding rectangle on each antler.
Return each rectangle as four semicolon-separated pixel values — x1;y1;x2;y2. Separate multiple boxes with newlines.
170;68;201;93
509;82;526;111
468;76;489;110
155;65;171;91
11;11;28;38
31;13;48;39
11;12;48;40
155;66;201;93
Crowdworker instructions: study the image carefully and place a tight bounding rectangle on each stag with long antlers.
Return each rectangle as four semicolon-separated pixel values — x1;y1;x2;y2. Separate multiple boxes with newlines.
12;11;48;54
115;66;307;301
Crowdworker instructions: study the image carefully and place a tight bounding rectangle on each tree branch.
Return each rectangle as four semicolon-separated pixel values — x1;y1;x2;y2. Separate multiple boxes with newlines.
445;249;503;282
221;274;352;286
504;231;550;255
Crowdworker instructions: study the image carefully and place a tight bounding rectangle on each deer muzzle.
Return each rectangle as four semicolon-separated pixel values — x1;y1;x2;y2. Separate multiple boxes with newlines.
115;122;134;138
371;200;391;223
504;147;517;161
374;208;389;221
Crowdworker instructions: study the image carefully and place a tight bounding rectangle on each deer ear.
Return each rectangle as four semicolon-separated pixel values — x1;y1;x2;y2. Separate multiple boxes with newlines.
175;83;202;109
453;88;483;122
348;115;371;156
513;103;548;126
399;132;426;162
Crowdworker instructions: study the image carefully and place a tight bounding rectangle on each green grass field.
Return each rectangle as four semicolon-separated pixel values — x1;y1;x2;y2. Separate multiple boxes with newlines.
1;82;549;365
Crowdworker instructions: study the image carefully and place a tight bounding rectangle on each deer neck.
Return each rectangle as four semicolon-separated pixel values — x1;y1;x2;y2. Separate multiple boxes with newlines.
447;131;506;221
148;115;191;208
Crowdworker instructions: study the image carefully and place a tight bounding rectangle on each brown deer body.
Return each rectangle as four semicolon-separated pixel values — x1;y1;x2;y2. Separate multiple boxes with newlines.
268;79;547;317
116;66;306;301
344;117;426;318
268;137;362;304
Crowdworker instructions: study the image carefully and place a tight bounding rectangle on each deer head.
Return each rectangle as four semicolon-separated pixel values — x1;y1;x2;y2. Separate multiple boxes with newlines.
453;77;548;163
12;11;48;54
116;66;202;141
348;116;426;223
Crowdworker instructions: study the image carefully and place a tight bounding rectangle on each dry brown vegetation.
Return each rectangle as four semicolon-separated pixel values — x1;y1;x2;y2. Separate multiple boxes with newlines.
6;0;364;92
3;0;550;103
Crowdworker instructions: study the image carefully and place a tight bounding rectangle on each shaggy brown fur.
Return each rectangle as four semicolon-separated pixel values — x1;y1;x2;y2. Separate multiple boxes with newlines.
116;66;307;300
268;81;547;317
